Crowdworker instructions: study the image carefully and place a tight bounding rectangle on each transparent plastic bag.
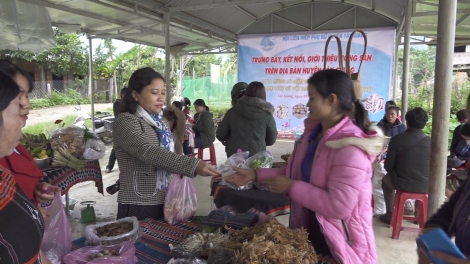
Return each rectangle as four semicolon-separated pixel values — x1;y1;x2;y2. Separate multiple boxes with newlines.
168;258;207;264
245;151;274;169
85;217;142;246
41;192;72;264
164;175;197;225
49;126;86;158
218;150;250;177
82;139;106;160
63;241;138;264
207;246;236;264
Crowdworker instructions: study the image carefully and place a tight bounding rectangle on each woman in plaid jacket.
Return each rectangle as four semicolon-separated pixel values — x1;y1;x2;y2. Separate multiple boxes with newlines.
113;68;220;220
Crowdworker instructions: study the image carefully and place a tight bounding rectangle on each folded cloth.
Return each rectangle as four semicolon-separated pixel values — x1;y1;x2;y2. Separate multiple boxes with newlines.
202;206;259;229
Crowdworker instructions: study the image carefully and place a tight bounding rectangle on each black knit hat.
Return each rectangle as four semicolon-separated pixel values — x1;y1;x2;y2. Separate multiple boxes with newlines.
231;82;248;98
461;122;470;137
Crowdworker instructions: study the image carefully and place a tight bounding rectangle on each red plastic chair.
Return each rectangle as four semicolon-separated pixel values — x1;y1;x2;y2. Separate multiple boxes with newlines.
390;191;428;239
196;145;217;166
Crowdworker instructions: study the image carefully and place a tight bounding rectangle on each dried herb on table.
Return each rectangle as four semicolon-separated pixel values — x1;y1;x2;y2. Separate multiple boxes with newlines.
96;222;133;237
221;219;318;264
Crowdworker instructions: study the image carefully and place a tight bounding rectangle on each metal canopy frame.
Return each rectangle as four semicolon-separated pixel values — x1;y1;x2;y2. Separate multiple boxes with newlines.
19;0;470;53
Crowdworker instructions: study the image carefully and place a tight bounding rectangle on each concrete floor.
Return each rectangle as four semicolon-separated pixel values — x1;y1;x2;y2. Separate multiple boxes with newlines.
66;140;418;263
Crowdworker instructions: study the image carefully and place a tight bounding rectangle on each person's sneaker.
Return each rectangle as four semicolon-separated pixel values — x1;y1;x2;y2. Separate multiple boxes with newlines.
105;166;112;173
379;214;391;225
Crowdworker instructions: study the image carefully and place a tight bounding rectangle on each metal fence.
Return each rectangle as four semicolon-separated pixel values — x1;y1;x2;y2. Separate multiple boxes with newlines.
181;75;237;107
30;78;113;99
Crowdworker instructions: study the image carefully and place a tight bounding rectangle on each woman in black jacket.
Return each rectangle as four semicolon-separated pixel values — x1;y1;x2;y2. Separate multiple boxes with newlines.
216;81;277;157
192;99;215;148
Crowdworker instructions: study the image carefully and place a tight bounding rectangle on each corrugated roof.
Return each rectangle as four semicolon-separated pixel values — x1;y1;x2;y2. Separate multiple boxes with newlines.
17;0;470;53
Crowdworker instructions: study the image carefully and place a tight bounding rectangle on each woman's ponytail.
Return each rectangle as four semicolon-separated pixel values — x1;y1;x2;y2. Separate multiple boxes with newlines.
353;99;372;133
206;106;210;112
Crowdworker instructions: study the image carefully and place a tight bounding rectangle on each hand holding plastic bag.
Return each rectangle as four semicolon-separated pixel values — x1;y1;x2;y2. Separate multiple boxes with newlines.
41;192;72;264
218;150;250;177
63;241;138;264
164;175;197;225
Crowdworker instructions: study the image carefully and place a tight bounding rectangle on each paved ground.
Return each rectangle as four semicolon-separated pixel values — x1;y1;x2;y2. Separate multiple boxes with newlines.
63;140;418;263
27;103;114;126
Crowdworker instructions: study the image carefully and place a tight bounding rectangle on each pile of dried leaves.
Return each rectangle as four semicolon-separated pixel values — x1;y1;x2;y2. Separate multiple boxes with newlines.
220;219;318;264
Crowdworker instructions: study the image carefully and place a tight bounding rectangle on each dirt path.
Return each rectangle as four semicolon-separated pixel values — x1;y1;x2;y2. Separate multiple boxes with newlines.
26;103;114;127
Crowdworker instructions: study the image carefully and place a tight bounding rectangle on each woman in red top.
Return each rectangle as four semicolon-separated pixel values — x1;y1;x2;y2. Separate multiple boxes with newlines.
0;60;58;208
0;69;51;264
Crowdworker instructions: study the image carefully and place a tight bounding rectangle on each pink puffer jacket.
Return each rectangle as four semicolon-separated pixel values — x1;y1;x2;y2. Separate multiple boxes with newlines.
257;116;384;263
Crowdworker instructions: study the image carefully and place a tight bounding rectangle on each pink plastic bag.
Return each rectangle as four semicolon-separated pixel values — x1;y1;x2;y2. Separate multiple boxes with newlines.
63;241;138;264
164;175;197;225
41;192;72;264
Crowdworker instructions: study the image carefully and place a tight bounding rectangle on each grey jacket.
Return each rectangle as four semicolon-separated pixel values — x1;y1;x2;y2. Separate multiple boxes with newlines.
216;97;277;157
113;112;200;205
384;128;431;193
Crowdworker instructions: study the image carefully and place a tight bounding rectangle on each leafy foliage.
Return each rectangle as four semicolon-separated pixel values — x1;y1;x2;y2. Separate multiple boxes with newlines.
30;90;90;109
0;30;89;78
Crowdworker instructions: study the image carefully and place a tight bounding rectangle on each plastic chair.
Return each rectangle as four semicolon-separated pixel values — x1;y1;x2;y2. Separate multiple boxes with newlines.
197;145;217;166
390;191;428;239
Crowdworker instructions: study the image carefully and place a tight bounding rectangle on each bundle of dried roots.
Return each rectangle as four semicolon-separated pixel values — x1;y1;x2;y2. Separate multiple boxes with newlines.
220;219;318;264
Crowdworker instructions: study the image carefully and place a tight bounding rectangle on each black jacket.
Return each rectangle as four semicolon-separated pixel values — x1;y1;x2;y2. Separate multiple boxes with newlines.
216;97;277;157
384;128;431;193
377;119;407;137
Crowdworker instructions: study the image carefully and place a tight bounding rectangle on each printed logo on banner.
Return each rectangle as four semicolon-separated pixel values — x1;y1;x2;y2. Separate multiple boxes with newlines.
261;36;275;51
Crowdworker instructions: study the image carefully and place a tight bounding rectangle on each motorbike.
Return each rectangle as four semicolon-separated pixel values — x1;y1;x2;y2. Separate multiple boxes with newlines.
73;102;114;144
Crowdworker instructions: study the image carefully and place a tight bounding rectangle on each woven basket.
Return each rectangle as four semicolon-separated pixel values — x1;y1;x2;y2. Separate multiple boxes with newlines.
345;30;368;100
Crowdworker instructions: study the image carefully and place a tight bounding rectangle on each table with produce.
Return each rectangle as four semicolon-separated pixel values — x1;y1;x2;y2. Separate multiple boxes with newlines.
23;124;106;213
47;147;329;264
210;151;291;217
67;214;335;264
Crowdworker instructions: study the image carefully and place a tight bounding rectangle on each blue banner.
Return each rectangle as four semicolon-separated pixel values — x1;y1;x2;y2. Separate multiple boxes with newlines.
238;28;395;138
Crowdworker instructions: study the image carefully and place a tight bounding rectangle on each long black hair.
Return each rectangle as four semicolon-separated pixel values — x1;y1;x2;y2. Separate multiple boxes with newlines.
307;69;371;133
194;99;210;112
120;68;165;114
0;70;21;128
0;59;33;93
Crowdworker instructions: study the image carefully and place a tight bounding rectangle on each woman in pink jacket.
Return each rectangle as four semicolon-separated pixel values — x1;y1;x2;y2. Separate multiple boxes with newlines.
226;69;384;263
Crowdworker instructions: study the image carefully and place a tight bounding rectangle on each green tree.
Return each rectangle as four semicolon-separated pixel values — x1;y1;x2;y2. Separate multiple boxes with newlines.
0;30;88;78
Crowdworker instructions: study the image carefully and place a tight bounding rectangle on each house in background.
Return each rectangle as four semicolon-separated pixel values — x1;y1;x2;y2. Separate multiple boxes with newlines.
8;58;75;92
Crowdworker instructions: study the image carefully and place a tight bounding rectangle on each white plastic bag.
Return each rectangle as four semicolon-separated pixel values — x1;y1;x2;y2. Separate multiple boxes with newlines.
217;150;250;177
82;139;106;160
372;162;386;216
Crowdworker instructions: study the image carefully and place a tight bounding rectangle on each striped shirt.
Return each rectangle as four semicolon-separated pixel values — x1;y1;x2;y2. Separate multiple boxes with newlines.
0;166;44;264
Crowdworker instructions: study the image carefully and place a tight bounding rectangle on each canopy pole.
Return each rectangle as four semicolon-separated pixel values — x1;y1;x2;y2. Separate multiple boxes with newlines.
428;0;457;216
165;12;172;106
392;35;399;101
88;38;95;131
401;0;411;115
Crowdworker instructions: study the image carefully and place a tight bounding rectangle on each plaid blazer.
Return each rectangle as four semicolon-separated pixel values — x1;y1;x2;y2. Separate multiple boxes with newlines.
113;112;200;205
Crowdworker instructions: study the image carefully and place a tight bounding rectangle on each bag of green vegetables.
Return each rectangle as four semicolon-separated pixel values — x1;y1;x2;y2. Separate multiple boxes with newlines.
245;151;273;170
